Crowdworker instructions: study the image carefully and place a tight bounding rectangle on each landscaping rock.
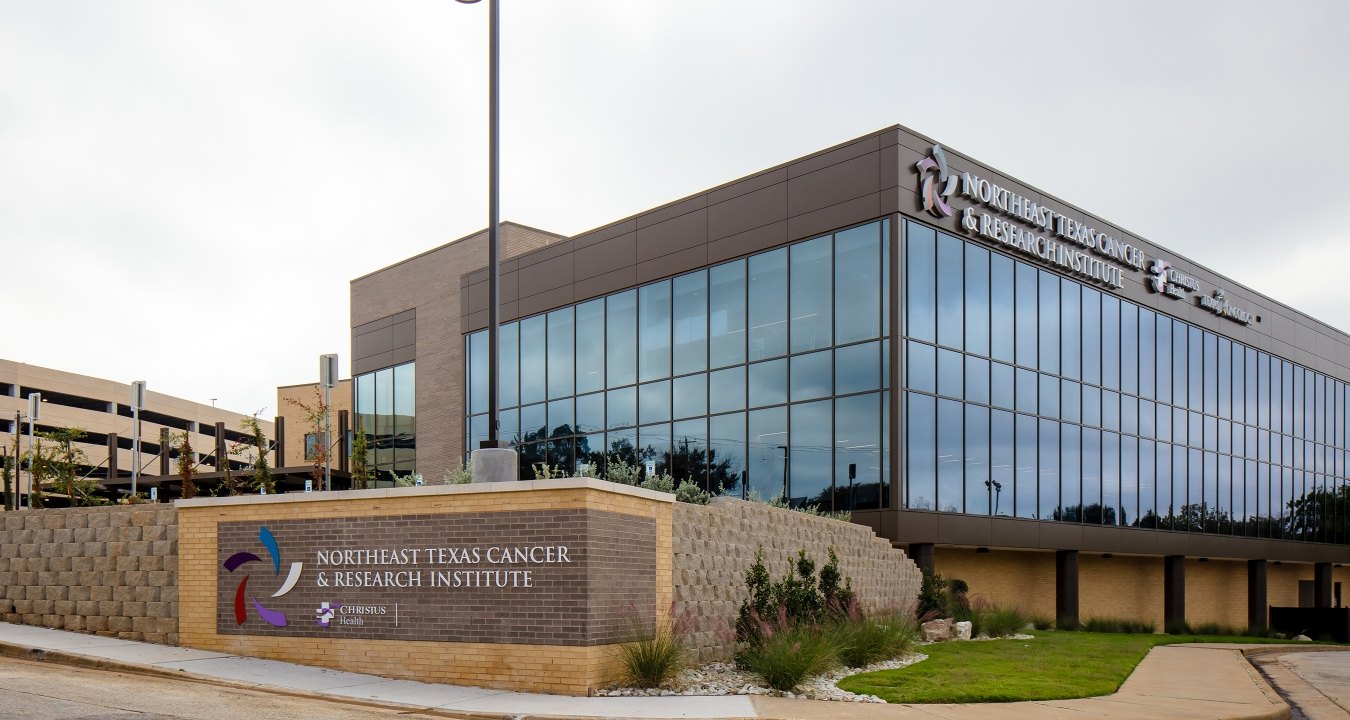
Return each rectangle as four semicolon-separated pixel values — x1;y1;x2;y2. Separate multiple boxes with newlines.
953;621;973;640
921;618;952;642
1294;634;1312;642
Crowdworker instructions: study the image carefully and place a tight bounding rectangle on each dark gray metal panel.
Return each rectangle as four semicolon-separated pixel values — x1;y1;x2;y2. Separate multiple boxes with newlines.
518;249;574;298
515;238;576;269
708;182;787;241
1248;560;1268;630
518;284;576;319
637;244;707;285
635;208;707;263
937;513;992;547
573;218;637;250
575;232;637;281
636;194;707;230
989;516;1042;548
353;326;392;362
351;351;393;377
573;265;639;303
892;510;938;543
786;193;882;244
787;152;881;217
1080;525;1123;553
707;167;788;206
788;135;879;179
391;318;416;350
706;221;788;264
1040;522;1084;550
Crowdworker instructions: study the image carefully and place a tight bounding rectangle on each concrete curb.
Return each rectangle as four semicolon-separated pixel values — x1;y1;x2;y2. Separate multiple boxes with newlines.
0;642;507;720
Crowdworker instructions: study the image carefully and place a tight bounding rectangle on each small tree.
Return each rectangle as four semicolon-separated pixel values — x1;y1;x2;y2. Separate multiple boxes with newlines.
175;431;197;500
349;421;372;490
285;389;329;491
233;416;274;495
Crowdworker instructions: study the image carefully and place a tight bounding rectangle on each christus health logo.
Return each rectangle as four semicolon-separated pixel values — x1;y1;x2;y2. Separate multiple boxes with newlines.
223;527;303;627
916;144;958;218
1148;259;1171;293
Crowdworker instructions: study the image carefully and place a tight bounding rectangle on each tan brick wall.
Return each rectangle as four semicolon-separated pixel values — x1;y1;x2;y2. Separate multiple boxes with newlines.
350;224;561;482
1081;554;1164;629
672;498;922;662
1185;559;1249;629
932;547;1056;620
177;481;671;695
0;505;177;643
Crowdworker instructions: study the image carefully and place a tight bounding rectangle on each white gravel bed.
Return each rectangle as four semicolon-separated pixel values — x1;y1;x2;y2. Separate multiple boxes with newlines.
594;653;927;703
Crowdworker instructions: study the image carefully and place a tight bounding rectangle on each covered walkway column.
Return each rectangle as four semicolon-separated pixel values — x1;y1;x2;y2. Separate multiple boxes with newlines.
1056;550;1079;628
1164;555;1186;631
1248;559;1267;631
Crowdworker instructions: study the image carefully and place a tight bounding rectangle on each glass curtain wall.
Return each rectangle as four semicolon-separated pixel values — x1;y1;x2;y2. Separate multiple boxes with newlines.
903;219;1349;545
466;219;891;511
353;361;417;485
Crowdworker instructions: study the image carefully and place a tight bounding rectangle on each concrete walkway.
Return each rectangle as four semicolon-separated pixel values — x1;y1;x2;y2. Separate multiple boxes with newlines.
0;622;1314;720
1248;648;1350;719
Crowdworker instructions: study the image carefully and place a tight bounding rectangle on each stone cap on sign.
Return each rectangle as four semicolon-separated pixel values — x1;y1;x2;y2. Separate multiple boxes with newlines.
174;477;677;508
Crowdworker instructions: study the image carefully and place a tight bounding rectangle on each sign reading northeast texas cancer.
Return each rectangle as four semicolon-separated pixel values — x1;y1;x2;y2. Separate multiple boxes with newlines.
916;143;1144;289
216;509;656;645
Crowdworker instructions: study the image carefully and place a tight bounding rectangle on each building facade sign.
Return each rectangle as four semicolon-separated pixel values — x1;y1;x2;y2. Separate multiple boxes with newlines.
1146;258;1200;299
216;509;655;644
917;144;1144;289
1198;289;1254;325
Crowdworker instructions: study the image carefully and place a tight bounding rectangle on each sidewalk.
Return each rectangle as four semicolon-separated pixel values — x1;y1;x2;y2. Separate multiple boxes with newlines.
0;622;1301;720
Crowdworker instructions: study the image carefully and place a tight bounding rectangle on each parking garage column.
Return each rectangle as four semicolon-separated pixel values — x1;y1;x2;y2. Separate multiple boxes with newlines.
107;433;119;483
1164;555;1186;631
1248;560;1267;631
1056;550;1079;628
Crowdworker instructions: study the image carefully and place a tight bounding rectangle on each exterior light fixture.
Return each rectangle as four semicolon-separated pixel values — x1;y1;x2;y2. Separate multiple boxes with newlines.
1198;557;1210;563
975;547;990;554
1101;553;1113;559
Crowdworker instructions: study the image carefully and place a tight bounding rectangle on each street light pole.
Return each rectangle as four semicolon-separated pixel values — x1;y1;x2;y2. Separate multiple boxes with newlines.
26;393;39;509
458;0;500;449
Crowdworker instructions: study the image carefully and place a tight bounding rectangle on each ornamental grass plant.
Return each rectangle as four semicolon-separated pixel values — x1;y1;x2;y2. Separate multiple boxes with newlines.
615;611;691;689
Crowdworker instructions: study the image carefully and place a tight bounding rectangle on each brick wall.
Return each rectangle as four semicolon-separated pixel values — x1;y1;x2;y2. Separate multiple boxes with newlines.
0;505;177;643
672;498;922;662
178;480;673;695
1081;554;1164;629
933;547;1058;621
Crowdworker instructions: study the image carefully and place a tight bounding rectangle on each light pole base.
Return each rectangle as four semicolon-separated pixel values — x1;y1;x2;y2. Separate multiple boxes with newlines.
471;447;518;484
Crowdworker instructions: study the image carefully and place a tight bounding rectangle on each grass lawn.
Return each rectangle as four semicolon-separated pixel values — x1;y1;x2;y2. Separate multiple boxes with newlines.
837;632;1297;704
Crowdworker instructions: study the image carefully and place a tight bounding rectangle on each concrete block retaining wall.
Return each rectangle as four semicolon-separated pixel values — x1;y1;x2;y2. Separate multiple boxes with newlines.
0;505;178;644
0;492;922;666
673;498;923;662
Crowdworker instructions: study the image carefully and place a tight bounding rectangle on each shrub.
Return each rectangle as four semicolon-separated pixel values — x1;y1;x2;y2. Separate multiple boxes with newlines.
616;615;689;688
836;614;917;668
1030;615;1056;631
1083;617;1156;634
738;616;840;692
605;456;641;485
916;573;949;618
442;460;472;485
674;480;710;505
639;473;675;493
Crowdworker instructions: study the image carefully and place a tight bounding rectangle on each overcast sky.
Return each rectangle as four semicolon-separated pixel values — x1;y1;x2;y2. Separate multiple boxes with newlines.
2;0;1348;417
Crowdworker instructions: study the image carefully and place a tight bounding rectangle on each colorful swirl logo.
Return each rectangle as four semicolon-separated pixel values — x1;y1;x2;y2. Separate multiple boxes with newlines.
224;527;303;627
916;144;958;218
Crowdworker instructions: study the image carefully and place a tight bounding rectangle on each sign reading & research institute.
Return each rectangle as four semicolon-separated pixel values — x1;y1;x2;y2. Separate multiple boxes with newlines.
216;509;656;645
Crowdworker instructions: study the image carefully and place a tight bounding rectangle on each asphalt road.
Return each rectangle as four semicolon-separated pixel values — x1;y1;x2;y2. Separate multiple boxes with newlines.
0;655;455;720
